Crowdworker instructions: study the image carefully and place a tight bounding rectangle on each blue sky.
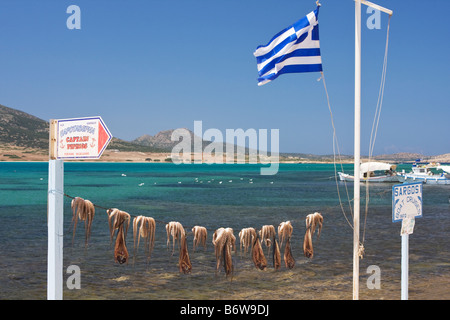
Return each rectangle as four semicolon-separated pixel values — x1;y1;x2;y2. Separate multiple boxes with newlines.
0;0;449;155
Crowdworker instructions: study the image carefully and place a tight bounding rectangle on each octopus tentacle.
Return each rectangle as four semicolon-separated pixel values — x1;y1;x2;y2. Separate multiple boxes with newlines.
238;227;256;255
251;233;267;271
212;227;235;276
166;221;185;255
166;221;191;273
179;229;192;274
278;221;295;269
70;197;95;247
192;226;207;251
133;216;156;264
303;212;324;259
259;225;276;256
107;209;130;264
278;221;293;247
284;236;295;269
272;237;281;270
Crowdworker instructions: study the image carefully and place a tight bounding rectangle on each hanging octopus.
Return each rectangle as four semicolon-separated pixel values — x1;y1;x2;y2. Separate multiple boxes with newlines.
133;215;156;264
166;221;184;255
212;228;236;276
107;208;130;264
278;221;295;269
272;237;281;270
166;221;192;274
192;226;207;251
70;196;95;247
258;225;280;270
303;212;324;259
238;227;256;255
251;232;267;271
259;225;276;255
178;231;192;274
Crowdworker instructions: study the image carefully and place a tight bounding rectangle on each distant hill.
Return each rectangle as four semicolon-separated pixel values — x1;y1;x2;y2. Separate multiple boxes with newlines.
132;129;244;154
373;152;426;162
0;104;48;149
133;129;189;150
0;103;448;163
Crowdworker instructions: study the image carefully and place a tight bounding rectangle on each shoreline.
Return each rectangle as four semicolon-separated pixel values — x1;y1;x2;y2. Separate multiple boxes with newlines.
1;145;449;164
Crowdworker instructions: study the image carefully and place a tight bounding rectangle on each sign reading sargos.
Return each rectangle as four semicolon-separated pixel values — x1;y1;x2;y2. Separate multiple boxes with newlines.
56;116;112;160
392;182;423;222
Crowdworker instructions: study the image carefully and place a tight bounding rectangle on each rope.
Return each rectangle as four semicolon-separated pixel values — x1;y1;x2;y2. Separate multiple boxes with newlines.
320;71;354;230
64;193;171;229
362;15;391;247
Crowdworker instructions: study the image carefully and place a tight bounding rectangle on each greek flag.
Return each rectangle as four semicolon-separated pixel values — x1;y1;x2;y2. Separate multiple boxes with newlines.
254;7;322;86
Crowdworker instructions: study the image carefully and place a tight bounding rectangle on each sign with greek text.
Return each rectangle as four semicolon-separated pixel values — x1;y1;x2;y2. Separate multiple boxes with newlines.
56;116;112;160
392;182;423;223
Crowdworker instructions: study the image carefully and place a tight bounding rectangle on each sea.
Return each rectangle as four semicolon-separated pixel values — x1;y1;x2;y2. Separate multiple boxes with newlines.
0;161;448;300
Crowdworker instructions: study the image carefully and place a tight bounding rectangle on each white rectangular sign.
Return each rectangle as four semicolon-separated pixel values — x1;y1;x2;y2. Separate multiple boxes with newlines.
392;182;423;222
56;116;112;160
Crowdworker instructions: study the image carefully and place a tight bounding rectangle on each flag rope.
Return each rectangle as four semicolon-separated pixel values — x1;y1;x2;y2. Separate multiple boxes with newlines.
319;71;354;231
363;14;392;250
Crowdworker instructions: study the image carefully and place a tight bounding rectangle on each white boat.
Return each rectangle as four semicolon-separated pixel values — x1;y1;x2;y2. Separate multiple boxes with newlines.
397;163;450;185
338;162;399;183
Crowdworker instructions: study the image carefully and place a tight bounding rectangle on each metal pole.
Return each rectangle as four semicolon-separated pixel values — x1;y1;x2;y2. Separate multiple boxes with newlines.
401;234;409;300
353;0;361;301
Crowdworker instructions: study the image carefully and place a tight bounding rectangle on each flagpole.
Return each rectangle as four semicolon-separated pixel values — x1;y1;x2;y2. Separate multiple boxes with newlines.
353;0;361;300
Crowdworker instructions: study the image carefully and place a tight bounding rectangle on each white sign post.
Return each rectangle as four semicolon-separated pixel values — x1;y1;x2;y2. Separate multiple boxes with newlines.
392;182;423;300
47;116;112;300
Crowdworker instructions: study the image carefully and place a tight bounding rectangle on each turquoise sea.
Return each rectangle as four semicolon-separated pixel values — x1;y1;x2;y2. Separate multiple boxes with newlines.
0;162;448;300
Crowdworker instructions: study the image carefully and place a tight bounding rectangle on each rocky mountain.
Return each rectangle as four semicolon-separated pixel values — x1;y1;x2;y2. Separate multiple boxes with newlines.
132;129;229;152
133;129;188;150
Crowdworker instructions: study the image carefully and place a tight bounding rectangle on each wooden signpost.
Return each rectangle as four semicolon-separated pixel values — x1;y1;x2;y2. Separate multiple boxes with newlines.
47;116;112;300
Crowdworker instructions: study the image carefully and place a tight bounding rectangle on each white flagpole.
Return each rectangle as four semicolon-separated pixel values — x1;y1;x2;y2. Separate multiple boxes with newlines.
353;0;362;301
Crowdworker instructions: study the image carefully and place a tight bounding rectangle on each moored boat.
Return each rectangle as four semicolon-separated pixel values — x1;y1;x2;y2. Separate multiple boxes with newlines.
338;162;399;183
397;163;450;185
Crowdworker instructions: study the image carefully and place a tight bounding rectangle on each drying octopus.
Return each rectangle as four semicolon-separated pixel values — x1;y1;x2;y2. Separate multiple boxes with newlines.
259;225;276;255
303;212;324;259
239;227;266;270
107;208;130;264
166;221;185;254
251;231;267;271
192;226;207;251
212;227;236;276
259;225;281;270
133;215;156;264
70;196;95;247
238;227;256;255
278;221;295;269
166;221;192;274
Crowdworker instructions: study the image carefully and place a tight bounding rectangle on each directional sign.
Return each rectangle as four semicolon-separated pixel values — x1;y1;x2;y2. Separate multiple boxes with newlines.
392;182;423;223
56;116;112;160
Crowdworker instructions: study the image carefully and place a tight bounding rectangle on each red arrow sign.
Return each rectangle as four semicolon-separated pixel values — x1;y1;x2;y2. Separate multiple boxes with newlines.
98;119;112;157
56;116;112;160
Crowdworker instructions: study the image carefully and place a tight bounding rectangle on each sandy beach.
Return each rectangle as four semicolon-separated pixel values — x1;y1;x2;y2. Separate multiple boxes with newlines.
2;144;449;164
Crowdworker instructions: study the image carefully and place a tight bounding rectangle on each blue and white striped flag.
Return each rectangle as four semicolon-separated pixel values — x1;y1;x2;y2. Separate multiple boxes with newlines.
254;7;322;86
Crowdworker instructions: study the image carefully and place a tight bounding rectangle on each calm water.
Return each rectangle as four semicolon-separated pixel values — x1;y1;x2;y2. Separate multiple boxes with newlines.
0;162;448;300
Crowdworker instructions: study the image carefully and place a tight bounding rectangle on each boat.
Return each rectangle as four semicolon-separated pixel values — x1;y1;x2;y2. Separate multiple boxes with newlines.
397;163;450;185
338;161;399;182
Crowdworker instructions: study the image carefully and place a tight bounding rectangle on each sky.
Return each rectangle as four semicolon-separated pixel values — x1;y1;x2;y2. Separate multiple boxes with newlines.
0;0;449;156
